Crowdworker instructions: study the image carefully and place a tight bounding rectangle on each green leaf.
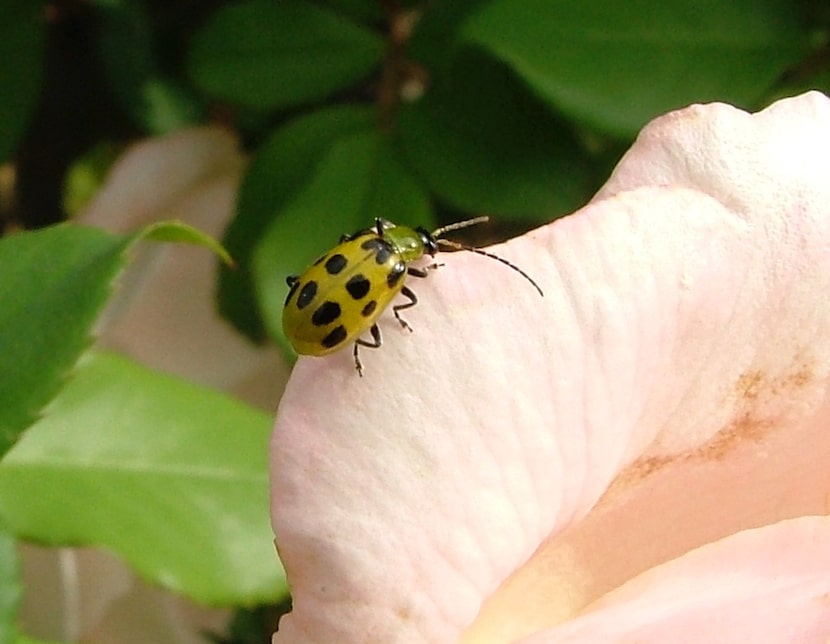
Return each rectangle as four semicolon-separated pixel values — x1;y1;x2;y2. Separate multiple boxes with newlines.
219;602;292;644
464;0;810;136
63;142;121;217
0;1;45;161
220;104;376;342
143;220;234;266
398;48;590;219
406;0;491;72
97;0;155;118
318;0;383;24
0;523;20;644
96;1;204;133
252;130;433;353
139;77;205;134
774;65;830;105
188;0;384;110
0;222;232;458
0;352;285;605
0;225;132;455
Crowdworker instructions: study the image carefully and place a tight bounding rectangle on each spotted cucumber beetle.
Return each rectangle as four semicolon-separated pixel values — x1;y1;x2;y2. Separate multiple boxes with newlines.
283;216;543;376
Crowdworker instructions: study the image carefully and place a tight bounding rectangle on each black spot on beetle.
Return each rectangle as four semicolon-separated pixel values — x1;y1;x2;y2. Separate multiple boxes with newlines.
312;301;341;326
361;300;377;317
297;281;318;309
361;237;384;251
322;325;347;348
361;237;393;264
346;274;371;300
325;254;347;275
375;246;391;264
387;262;405;288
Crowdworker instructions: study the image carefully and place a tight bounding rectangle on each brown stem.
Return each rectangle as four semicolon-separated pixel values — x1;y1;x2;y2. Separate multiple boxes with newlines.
377;0;415;131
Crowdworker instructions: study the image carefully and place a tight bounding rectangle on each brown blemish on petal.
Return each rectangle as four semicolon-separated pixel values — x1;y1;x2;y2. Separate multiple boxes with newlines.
735;370;764;400
620;454;674;482
390;601;423;633
694;412;772;460
395;604;412;621
783;366;813;390
735;366;814;403
615;360;817;488
607;455;676;494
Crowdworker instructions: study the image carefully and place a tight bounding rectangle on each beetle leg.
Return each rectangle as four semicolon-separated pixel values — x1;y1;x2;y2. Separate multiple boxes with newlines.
392;286;419;333
407;263;443;278
353;323;382;377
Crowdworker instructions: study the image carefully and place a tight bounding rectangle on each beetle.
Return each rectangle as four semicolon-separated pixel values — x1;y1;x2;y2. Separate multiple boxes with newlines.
282;216;543;375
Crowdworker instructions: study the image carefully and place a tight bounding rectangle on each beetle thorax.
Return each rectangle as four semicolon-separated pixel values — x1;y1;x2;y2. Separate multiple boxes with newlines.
383;224;428;262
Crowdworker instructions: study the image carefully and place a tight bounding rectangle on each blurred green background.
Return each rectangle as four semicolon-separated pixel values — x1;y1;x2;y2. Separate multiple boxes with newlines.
4;0;828;356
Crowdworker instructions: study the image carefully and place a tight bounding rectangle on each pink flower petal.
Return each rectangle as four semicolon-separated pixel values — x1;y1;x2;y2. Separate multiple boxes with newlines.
466;92;830;642
80;127;289;407
271;92;830;642
81;126;243;231
516;516;830;643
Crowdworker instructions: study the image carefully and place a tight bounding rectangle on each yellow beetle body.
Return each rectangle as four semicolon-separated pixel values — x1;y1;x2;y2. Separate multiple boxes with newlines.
282;217;542;375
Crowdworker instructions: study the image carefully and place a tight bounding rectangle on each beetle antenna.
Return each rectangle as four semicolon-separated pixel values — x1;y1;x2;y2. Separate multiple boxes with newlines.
432;216;490;238
435;238;544;297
